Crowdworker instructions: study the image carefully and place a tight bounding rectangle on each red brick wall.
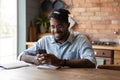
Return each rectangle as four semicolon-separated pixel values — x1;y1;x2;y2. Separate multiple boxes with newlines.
64;0;120;42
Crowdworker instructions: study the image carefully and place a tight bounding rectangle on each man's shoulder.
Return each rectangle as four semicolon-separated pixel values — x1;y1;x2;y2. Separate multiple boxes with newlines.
72;32;87;38
38;35;53;42
41;35;52;39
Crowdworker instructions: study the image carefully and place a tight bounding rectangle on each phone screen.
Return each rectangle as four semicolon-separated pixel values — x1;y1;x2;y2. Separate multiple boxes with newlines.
37;49;46;54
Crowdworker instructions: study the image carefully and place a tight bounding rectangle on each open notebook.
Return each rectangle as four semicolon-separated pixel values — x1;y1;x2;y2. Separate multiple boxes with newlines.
0;61;31;69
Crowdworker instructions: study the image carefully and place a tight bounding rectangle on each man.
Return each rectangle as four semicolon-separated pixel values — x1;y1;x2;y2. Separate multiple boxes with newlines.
18;9;96;68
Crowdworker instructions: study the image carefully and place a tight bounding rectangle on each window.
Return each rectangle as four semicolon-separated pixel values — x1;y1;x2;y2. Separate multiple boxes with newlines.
0;0;17;64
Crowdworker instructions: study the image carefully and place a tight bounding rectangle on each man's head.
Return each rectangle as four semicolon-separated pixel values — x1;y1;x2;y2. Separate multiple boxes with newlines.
49;9;70;43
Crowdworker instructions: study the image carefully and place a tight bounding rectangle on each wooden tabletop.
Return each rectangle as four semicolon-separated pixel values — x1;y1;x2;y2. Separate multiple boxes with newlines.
98;64;120;70
0;66;120;80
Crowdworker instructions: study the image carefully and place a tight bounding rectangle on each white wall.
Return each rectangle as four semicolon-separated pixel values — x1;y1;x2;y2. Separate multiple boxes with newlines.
17;0;40;54
17;0;26;54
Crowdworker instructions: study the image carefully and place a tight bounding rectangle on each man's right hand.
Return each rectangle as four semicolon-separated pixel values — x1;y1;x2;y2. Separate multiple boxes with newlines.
34;54;42;65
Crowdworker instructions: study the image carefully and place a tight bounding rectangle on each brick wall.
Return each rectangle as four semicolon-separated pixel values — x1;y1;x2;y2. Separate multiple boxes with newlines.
64;0;120;42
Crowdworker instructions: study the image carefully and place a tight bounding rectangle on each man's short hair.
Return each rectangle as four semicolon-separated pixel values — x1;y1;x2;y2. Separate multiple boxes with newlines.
49;8;70;23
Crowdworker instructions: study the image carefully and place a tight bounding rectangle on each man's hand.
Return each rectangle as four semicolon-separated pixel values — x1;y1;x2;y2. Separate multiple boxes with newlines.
33;54;42;65
34;53;62;66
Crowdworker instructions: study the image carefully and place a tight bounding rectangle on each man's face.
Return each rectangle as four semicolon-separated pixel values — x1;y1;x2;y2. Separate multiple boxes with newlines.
50;18;69;42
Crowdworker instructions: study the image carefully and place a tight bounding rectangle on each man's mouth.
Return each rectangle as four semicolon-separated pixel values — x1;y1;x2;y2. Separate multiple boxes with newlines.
54;33;62;38
55;33;60;37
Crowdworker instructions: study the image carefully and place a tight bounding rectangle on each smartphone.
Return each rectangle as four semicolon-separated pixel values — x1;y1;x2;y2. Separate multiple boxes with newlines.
37;49;46;54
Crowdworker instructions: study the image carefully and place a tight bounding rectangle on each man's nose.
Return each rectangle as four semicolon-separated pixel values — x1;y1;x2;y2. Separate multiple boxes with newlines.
54;27;60;32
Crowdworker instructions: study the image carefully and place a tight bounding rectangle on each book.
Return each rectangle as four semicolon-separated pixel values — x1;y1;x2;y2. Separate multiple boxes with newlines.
0;61;31;69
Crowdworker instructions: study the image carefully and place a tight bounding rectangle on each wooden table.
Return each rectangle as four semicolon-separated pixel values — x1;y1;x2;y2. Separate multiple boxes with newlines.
0;66;120;80
98;64;120;70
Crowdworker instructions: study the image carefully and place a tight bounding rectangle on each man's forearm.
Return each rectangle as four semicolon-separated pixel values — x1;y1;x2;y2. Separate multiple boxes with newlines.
65;59;96;68
20;54;35;64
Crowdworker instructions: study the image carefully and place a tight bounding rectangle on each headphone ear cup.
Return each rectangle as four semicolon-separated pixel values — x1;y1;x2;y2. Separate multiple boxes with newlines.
68;17;76;30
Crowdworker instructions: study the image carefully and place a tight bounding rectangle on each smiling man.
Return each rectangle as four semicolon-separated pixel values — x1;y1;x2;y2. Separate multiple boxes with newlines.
18;8;96;68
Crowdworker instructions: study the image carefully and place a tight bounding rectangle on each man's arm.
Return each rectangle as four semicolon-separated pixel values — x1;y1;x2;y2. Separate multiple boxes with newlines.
34;53;96;68
20;53;95;68
20;54;35;64
64;59;96;68
20;53;42;65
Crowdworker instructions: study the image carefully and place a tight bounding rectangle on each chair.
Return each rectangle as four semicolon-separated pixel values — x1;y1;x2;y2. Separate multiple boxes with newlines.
96;58;105;68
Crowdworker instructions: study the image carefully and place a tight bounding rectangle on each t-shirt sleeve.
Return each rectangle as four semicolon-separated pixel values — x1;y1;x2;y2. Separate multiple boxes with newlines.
79;36;96;65
17;38;46;60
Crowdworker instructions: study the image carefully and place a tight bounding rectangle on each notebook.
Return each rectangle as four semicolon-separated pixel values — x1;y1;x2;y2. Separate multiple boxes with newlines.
0;61;31;69
37;64;60;70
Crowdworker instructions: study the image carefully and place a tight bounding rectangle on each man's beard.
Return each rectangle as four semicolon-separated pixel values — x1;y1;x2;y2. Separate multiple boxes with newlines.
53;31;69;42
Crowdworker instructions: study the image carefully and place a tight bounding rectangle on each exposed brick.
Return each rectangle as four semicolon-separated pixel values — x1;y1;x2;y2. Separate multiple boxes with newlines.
64;0;71;4
100;0;114;2
73;0;85;3
81;12;94;16
114;0;120;2
86;0;100;3
87;7;100;12
76;16;89;21
95;12;109;16
72;12;80;16
85;29;99;34
79;3;93;7
79;3;104;8
91;20;111;25
109;25;120;29
73;28;85;33
107;2;119;7
65;0;120;41
92;3;104;7
99;20;111;25
100;2;109;7
111;20;120;25
65;0;86;8
79;24;92;29
89;16;103;20
92;25;108;29
100;2;118;7
72;8;86;13
101;7;113;12
85;3;106;7
113;6;120;12
99;29;113;34
107;16;120;20
109;11;120;16
93;33;107;38
78;20;91;24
